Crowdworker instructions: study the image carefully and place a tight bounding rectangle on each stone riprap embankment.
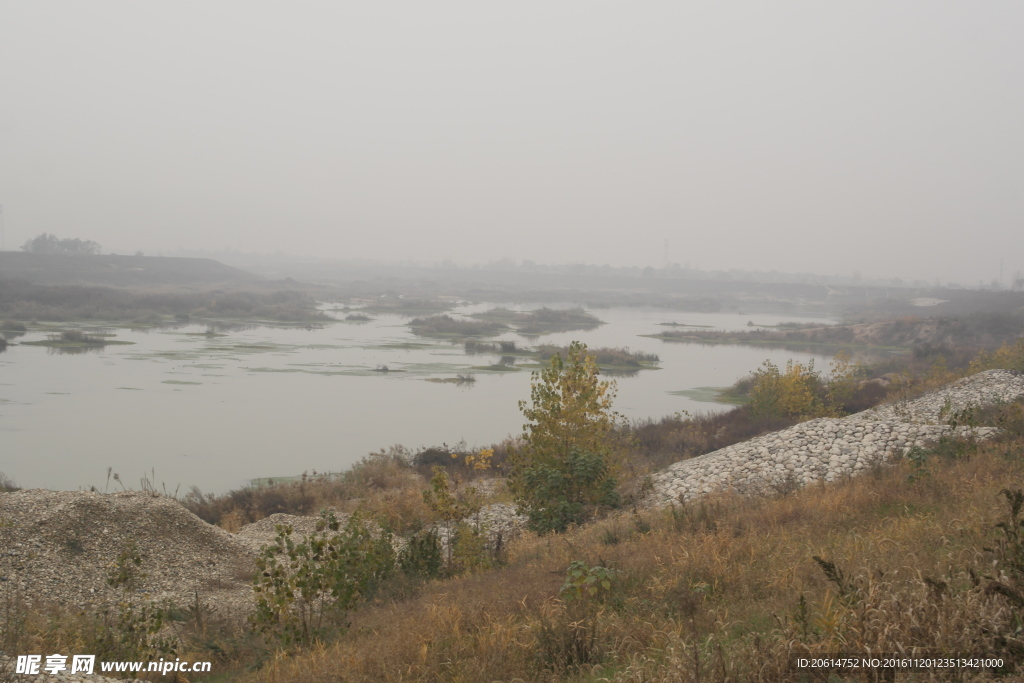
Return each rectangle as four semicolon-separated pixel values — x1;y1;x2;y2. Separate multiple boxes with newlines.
861;369;1024;424
648;369;1024;507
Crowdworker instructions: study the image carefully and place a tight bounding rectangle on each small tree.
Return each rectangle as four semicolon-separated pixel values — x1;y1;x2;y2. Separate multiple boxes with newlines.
422;462;490;575
508;341;621;533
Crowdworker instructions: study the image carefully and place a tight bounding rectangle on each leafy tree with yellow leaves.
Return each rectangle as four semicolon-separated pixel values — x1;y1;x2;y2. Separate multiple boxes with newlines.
508;341;621;533
749;359;823;419
750;353;864;420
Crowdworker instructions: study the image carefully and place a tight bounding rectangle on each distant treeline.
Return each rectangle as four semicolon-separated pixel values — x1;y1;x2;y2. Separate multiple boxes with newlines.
21;233;102;256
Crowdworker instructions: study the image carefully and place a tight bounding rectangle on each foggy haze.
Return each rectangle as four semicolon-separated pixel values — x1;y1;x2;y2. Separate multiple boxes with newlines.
1;2;1022;285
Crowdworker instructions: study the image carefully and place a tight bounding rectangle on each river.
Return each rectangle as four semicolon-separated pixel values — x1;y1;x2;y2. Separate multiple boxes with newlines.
0;304;838;492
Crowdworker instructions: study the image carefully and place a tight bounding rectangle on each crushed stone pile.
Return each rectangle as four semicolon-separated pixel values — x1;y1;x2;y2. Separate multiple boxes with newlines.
234;512;341;556
0;490;255;614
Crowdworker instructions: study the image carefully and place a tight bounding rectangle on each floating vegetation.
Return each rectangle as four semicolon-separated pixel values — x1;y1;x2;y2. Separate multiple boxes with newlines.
360;297;453;315
408;315;507;339
181;328;227;337
372;364;404;373
658;321;714;328
745;321;819;329
372;341;437;350
425;373;477;385
162;380;201;385
471;364;520;372
344;313;374;322
463;340;524;354
471;307;603;335
22;328;134;350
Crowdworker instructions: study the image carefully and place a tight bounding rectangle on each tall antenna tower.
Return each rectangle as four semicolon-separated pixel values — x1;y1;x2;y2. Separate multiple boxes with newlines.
663;238;669;269
0;204;5;251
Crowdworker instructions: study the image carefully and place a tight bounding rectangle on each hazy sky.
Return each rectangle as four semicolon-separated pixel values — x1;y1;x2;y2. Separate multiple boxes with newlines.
2;2;1022;284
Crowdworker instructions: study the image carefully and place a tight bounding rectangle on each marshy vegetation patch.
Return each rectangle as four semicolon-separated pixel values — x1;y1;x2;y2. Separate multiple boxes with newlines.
408;314;508;339
21;328;134;349
471;306;604;334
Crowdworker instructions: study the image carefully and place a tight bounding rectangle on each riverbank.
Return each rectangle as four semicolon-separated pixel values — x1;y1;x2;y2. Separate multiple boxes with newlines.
7;366;1023;680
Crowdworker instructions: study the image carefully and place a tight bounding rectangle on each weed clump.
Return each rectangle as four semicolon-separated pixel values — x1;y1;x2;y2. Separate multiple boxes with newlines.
0;472;18;493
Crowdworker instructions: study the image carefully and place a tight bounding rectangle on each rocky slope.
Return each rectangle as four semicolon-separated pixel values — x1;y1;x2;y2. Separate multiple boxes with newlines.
647;369;1024;506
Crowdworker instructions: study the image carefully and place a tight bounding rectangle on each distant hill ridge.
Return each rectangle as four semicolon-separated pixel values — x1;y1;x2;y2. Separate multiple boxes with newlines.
0;251;259;287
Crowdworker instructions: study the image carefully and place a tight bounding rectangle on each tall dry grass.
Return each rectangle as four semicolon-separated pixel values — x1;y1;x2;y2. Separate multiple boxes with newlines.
183;447;434;534
240;427;1024;682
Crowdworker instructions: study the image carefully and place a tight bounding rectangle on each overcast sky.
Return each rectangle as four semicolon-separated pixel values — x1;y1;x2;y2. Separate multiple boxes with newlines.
1;2;1022;285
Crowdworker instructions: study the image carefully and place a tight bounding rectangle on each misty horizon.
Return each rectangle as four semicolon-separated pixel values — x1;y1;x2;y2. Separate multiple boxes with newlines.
2;2;1022;285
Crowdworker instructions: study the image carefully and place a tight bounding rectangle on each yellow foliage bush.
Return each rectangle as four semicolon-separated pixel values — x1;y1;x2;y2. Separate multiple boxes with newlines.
749;359;823;419
749;353;864;420
970;338;1024;372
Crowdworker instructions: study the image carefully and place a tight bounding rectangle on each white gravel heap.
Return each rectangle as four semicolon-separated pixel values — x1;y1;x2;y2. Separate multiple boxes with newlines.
0;490;255;611
647;369;1024;507
234;512;342;555
432;502;527;549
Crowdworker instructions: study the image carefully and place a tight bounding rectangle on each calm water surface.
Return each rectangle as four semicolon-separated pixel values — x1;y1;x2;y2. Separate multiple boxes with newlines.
0;305;836;492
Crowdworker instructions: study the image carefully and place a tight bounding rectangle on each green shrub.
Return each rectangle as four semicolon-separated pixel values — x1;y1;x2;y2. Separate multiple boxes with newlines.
560;560;617;604
251;510;396;646
515;447;619;534
398;530;443;579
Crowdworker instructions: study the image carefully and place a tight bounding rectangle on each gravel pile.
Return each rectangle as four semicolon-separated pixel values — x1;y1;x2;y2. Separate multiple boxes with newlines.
432;502;527;550
0;490;255;615
234;512;343;555
648;369;1024;507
